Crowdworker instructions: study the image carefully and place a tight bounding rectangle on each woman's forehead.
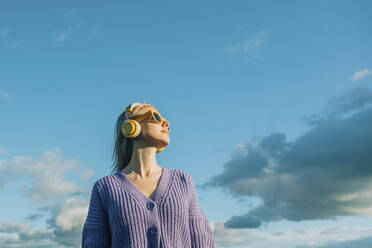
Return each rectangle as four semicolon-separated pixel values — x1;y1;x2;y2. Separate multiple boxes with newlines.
135;106;158;116
144;106;158;113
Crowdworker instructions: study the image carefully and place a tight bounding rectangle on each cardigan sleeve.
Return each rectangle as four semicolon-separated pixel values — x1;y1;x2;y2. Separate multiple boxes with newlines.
187;174;216;248
82;181;112;248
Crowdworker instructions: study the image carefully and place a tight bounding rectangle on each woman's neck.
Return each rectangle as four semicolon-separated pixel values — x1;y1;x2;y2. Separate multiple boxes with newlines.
123;147;161;179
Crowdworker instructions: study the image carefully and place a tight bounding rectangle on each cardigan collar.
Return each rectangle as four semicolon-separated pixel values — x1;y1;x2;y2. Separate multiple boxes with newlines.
114;167;172;205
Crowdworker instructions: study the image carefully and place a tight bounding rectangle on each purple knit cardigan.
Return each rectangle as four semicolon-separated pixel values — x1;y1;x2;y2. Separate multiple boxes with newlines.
82;167;216;248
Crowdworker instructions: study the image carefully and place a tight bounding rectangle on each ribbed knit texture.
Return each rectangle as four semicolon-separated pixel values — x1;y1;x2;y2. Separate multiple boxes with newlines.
82;168;216;248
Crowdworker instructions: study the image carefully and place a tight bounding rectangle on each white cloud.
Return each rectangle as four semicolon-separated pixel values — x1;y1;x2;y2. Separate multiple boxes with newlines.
52;10;83;45
0;26;23;51
52;198;89;231
0;26;9;40
54;31;70;44
350;69;372;81
0;222;58;248
23;174;86;202
211;222;372;248
0;147;9;154
0;198;89;247
212;222;261;247
80;169;95;181
0;147;89;203
0;222;32;233
0;147;95;247
225;31;266;61
0;90;13;100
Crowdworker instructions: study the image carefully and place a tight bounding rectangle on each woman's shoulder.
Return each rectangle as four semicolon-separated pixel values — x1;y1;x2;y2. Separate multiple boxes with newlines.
171;168;194;185
91;172;121;190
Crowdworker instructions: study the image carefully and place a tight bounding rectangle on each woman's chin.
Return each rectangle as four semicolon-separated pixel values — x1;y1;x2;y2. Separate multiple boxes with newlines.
158;137;170;147
147;135;169;148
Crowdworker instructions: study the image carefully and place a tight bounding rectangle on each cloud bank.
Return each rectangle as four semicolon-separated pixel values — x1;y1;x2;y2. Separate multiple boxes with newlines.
0;147;94;247
350;69;372;81
201;86;372;230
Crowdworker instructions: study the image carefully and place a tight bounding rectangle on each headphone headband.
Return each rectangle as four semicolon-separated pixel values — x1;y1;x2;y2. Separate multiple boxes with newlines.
124;102;142;120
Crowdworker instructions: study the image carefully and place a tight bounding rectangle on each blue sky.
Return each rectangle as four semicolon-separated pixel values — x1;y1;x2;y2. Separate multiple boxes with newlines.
1;1;372;247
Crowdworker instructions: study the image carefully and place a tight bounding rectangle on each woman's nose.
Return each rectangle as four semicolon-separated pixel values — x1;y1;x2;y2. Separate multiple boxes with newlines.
163;119;170;129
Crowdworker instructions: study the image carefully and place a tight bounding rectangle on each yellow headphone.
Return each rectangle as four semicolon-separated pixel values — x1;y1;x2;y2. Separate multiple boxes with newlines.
121;102;167;154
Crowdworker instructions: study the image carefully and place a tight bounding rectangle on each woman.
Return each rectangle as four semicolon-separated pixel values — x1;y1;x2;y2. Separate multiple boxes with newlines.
82;102;216;248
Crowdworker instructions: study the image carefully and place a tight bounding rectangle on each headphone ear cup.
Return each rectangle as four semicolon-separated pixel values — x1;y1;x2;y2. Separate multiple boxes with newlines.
121;119;142;138
156;147;165;154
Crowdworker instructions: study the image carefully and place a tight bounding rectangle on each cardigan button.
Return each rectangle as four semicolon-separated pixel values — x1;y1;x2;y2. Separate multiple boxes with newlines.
147;202;155;210
149;226;158;235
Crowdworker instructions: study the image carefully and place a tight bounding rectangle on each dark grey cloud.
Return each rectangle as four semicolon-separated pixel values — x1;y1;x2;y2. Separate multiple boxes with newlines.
300;86;372;126
26;213;44;222
0;180;10;188
201;86;372;228
326;86;372;117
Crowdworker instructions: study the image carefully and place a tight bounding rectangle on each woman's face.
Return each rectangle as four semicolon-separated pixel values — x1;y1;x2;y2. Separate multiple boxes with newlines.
138;107;170;149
